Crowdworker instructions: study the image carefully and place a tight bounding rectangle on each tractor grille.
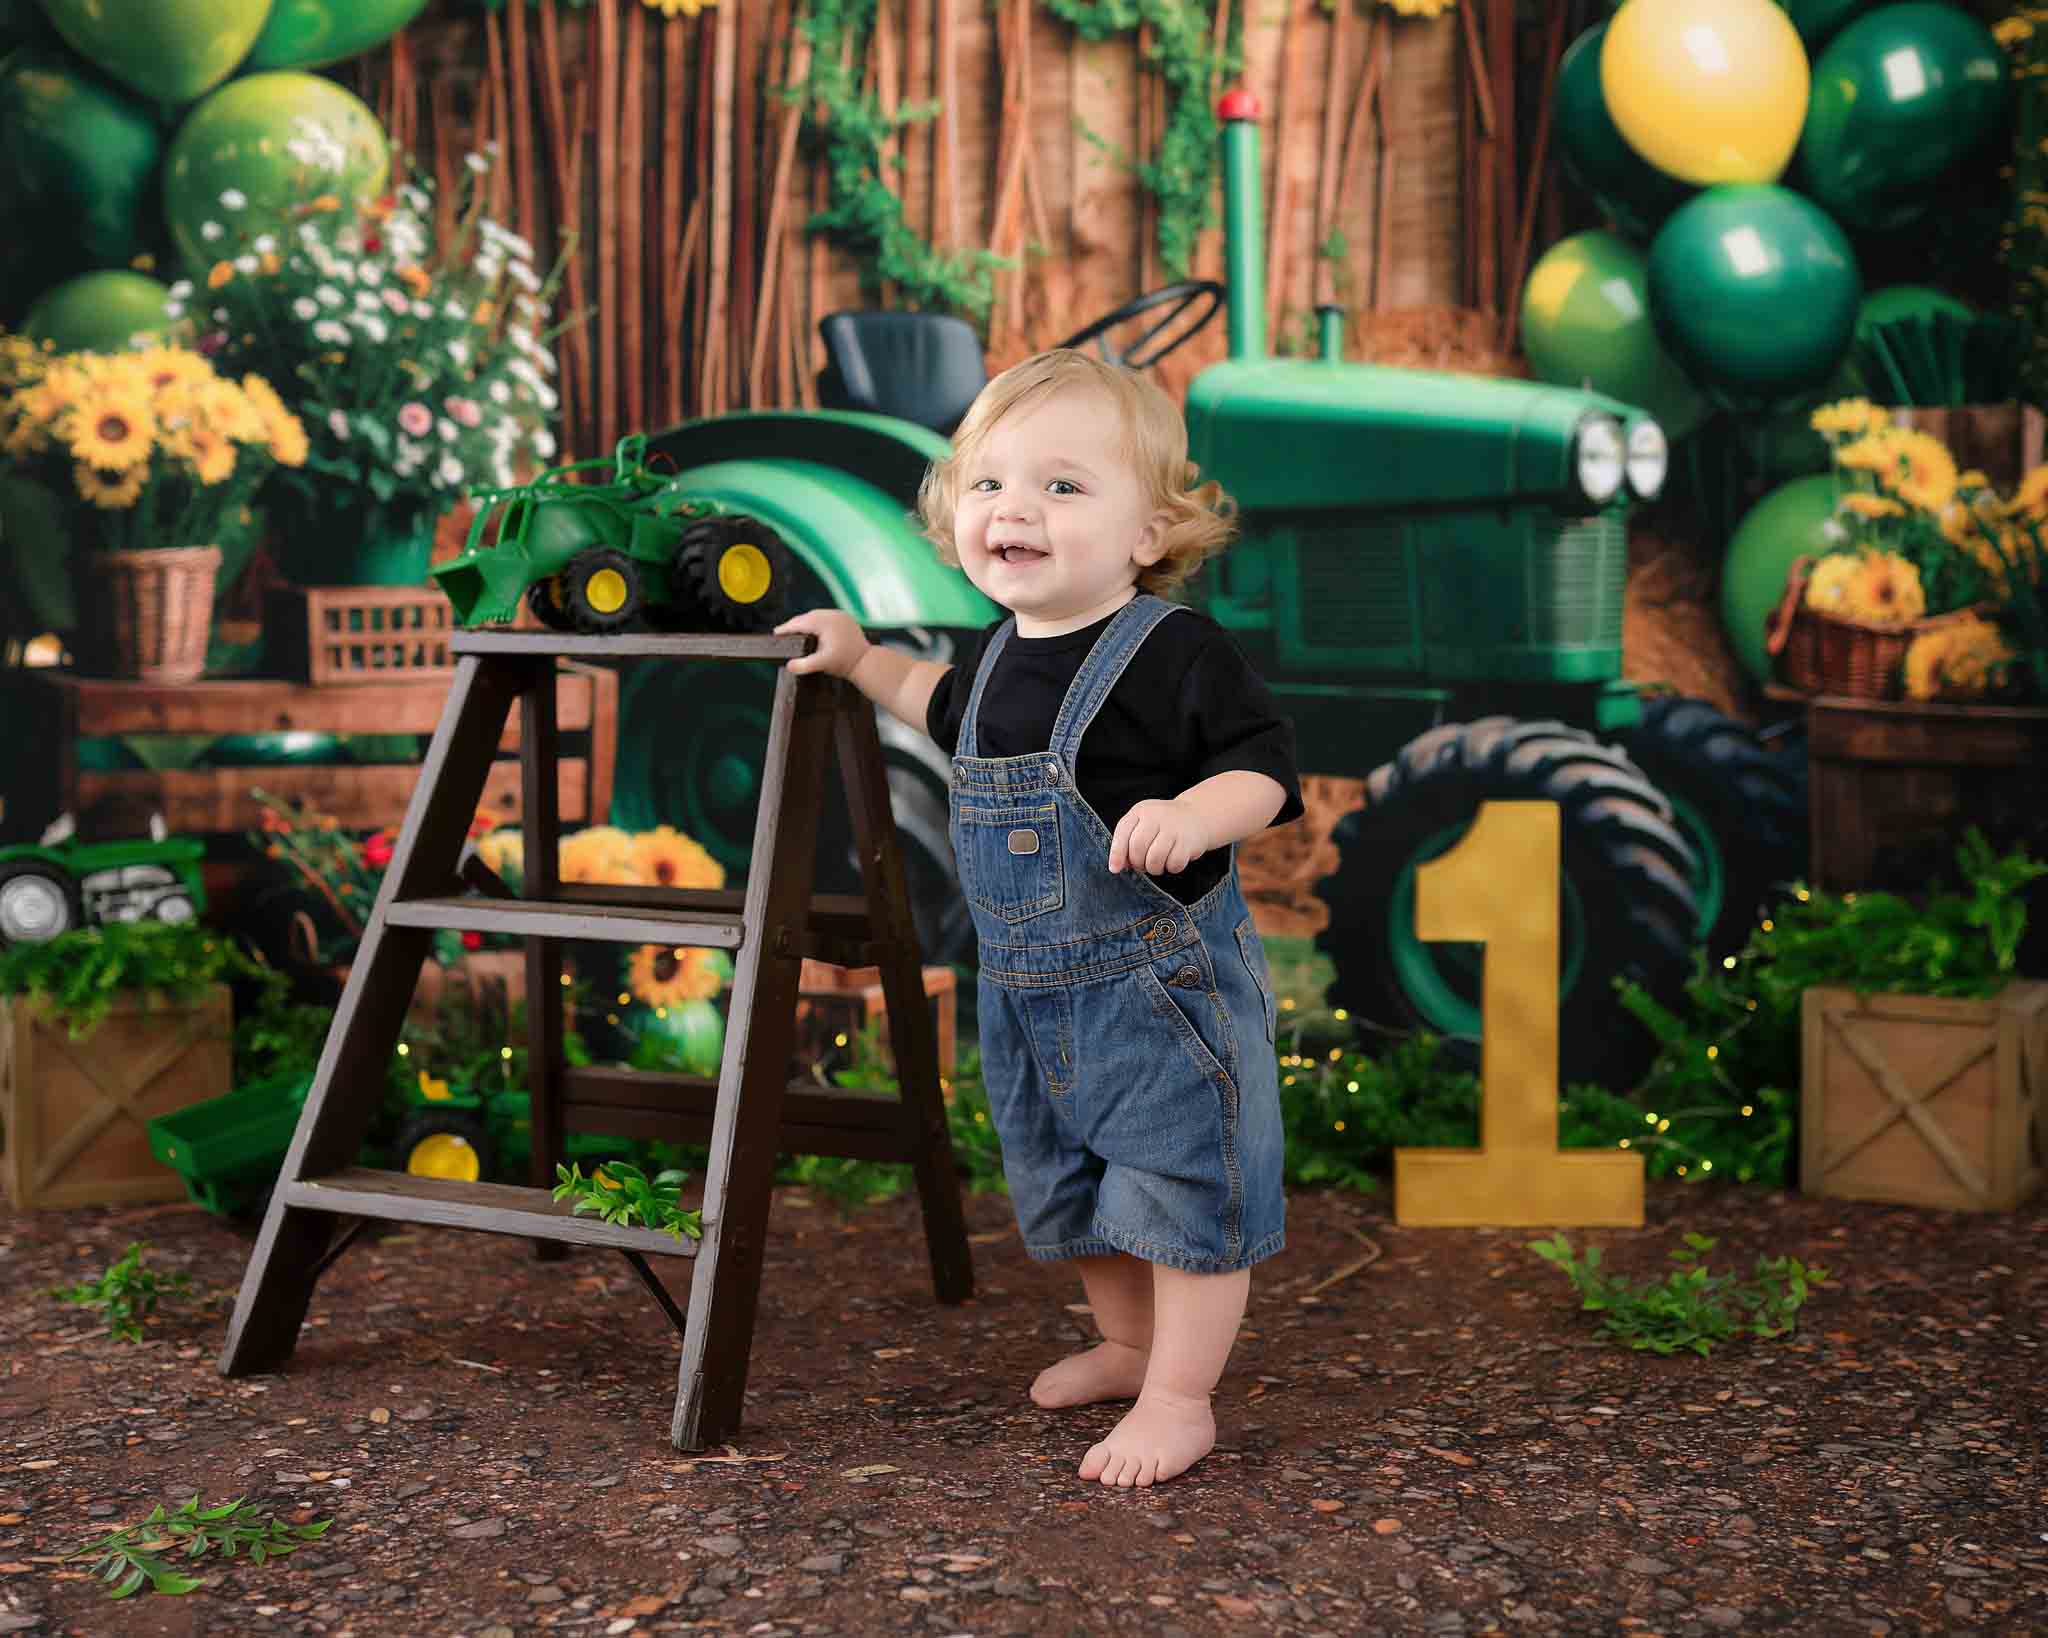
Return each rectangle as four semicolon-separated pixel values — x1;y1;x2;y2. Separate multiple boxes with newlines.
1526;511;1625;648
1289;517;1414;654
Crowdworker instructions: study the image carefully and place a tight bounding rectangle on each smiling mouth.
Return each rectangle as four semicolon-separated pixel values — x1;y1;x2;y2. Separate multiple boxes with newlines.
993;544;1047;564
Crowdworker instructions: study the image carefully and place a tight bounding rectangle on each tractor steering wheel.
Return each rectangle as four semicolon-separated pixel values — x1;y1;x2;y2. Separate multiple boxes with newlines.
1054;279;1225;369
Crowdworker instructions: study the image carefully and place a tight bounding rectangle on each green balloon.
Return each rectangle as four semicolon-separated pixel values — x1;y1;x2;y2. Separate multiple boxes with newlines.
641;998;726;1079
1722;474;1840;686
162;72;390;274
1799;3;2011;233
23;268;176;352
1520;230;1709;439
0;46;165;279
1647;186;1861;404
1774;0;1871;48
246;0;429;71
36;0;273;107
1553;23;1696;244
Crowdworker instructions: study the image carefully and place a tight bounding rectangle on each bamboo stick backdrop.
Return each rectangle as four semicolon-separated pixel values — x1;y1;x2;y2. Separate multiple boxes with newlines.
351;0;1581;462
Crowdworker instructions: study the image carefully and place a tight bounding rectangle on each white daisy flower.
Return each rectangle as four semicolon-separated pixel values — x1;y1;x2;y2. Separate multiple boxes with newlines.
446;339;470;367
168;280;194;301
532;428;557;459
316;284;343;308
312;319;350;346
437;451;466;485
464;152;489;175
356;262;383;287
489;380;511;404
352;314;389;343
328;409;350;439
441;300;469;322
252;233;277;255
200;221;223;242
400;185;429;213
412;301;432;320
293;297;319;321
234;254;258;274
164;302;184;319
219;188;247;210
437;417;458;442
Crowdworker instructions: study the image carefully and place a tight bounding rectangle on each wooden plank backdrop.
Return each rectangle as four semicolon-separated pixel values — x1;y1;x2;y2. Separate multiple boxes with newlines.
353;0;1570;460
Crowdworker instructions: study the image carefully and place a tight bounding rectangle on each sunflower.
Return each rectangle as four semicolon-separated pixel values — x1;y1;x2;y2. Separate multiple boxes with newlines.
1903;615;2016;701
1840;492;1904;520
189;430;237;485
628;824;725;891
132;346;211;398
74;461;145;509
1881;429;1958;514
2008;463;2048;524
559;824;638;884
627;943;724;1007
67;387;154;470
1841;551;1925;626
1809;397;1890;441
1834;430;1904;475
1803;553;1864;616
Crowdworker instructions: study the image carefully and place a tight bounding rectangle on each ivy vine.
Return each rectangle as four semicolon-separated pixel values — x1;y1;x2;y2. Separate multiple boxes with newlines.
794;0;1008;322
1043;0;1243;281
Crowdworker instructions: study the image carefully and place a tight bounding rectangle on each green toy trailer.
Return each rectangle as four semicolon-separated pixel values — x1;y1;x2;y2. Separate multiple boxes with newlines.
0;816;208;945
148;1072;313;1217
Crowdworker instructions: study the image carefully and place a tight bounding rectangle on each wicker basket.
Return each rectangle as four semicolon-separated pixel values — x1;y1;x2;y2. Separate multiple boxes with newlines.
70;545;221;685
1764;555;1983;700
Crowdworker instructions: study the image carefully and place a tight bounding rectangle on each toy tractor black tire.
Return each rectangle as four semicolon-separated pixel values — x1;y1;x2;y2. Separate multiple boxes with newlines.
526;576;578;632
562;548;644;634
1312;716;1700;1093
668;514;794;632
1609;695;1808;960
394;1106;498;1184
0;861;81;945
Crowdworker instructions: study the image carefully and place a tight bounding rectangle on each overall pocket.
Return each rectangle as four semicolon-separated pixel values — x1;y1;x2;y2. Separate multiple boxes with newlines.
955;801;1065;924
1235;916;1278;1044
1134;959;1239;1111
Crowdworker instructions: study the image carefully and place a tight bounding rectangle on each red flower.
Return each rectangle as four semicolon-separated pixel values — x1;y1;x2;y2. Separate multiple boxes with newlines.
461;930;484;952
362;830;396;869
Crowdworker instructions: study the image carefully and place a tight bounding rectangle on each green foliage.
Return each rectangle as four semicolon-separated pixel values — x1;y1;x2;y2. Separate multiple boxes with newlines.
234;998;336;1085
1046;0;1243;280
552;1160;703;1241
68;1496;331;1600
0;921;279;1040
795;0;1009;320
1527;1232;1828;1357
49;1243;194;1343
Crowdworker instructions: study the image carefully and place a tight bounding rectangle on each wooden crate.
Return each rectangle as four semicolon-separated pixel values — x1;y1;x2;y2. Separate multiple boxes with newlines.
265;585;454;685
1803;696;2048;893
0;986;233;1209
1801;982;2047;1212
795;959;957;1078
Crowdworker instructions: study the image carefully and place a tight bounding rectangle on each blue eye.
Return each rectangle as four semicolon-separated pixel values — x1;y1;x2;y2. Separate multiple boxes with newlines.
968;478;999;493
1047;479;1079;496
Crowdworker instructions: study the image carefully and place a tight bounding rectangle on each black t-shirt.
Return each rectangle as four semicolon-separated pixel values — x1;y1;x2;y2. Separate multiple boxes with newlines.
925;606;1305;905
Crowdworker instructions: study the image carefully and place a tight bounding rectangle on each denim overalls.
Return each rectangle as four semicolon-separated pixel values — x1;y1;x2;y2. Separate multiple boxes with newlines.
950;593;1286;1274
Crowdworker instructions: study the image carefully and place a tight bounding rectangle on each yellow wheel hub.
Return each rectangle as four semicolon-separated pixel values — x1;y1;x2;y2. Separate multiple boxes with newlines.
717;542;773;605
584;567;630;615
406;1133;481;1182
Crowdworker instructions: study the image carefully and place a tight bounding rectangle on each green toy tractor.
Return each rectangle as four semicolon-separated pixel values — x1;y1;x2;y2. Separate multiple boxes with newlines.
0;814;207;945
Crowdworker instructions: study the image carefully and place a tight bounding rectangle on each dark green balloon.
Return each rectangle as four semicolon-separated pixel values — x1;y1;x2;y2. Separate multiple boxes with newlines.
36;0;273;107
1554;22;1696;243
1647;185;1861;403
1799;2;2011;233
1773;0;1871;48
0;45;165;280
245;0;430;72
1722;475;1841;686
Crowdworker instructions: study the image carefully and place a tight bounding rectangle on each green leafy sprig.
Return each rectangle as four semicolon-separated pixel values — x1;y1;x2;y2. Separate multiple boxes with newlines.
1528;1232;1828;1357
49;1243;192;1343
553;1160;704;1241
69;1496;331;1600
0;921;279;1041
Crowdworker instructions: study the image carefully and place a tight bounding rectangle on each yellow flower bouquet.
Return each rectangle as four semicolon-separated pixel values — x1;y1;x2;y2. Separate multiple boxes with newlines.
1768;399;2047;701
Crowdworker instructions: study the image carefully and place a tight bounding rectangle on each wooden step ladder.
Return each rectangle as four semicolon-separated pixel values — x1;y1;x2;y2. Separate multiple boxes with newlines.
220;631;973;1448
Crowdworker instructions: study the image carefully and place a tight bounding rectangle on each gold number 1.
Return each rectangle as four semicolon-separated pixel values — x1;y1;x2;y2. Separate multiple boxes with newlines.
1392;800;1644;1228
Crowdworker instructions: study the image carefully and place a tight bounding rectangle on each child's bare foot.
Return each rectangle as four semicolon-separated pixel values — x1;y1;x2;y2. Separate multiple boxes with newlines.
1076;1388;1215;1486
1029;1339;1150;1408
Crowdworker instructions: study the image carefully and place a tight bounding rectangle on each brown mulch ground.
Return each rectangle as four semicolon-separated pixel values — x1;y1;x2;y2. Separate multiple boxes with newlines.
3;1176;2044;1638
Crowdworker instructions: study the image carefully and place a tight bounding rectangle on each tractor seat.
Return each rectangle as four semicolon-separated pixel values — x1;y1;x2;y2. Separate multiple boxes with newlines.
816;310;987;439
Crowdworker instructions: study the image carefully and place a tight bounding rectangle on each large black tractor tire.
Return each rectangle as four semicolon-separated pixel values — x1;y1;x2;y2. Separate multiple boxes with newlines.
562;548;644;634
394;1106;497;1184
0;861;81;945
526;575;577;632
1609;694;1808;959
1312;716;1700;1093
667;514;796;633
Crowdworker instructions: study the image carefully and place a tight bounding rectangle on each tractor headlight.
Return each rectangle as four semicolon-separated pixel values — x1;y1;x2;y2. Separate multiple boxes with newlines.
1626;419;1669;501
1573;414;1626;506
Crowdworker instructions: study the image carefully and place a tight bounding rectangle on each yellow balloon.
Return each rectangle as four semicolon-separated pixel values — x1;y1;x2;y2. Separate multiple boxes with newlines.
1602;0;1810;185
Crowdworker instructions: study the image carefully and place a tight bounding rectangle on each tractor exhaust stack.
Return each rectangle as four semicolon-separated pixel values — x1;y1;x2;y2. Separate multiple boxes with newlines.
1218;89;1265;363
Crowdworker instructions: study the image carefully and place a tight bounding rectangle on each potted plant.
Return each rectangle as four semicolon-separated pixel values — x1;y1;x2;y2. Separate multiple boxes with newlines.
1765;399;2046;703
0;333;307;680
179;150;570;586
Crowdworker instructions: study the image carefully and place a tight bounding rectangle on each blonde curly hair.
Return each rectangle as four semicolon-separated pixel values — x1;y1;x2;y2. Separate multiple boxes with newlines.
916;349;1236;597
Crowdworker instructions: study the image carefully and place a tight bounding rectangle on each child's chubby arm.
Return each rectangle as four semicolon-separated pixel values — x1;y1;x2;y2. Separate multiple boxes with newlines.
774;608;950;733
1108;769;1288;877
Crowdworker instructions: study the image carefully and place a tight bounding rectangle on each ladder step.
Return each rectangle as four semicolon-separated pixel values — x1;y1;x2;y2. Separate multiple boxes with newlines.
278;1168;701;1258
386;897;745;948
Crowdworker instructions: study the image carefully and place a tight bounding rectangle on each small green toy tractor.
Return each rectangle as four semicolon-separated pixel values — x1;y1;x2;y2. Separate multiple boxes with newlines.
0;814;207;945
432;435;801;635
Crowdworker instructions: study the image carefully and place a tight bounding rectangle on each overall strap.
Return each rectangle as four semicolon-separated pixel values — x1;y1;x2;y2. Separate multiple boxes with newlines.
954;615;1016;759
1045;594;1185;768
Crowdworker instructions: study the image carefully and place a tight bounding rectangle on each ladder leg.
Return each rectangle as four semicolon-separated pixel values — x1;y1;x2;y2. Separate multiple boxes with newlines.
834;688;973;1304
518;658;568;1261
672;669;837;1449
221;656;525;1376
